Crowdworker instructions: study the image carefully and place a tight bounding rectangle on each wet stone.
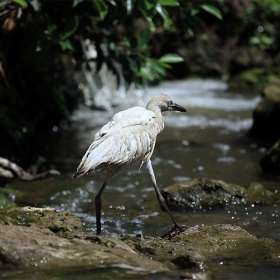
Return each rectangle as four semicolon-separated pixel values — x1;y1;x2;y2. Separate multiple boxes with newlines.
246;182;276;204
0;207;279;279
161;177;247;209
171;249;205;269
0;206;84;235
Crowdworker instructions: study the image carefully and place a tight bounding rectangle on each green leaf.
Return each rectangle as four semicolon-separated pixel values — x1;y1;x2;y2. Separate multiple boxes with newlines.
148;59;166;76
261;35;274;45
200;4;222;20
250;36;261;45
59;39;74;51
139;7;155;31
61;16;79;40
142;0;156;11
190;7;200;16
270;0;280;8
187;27;194;36
11;0;27;7
155;4;170;28
158;0;179;6
73;0;83;7
158;61;172;69
138;27;150;47
139;67;154;81
127;56;139;74
139;1;157;22
159;53;184;63
93;0;108;20
146;17;155;31
253;0;266;6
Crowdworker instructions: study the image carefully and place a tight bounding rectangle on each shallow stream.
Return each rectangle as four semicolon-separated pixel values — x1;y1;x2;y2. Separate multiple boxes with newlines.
10;80;280;279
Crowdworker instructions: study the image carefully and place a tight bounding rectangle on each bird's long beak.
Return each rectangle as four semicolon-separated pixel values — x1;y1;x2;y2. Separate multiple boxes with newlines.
172;103;187;112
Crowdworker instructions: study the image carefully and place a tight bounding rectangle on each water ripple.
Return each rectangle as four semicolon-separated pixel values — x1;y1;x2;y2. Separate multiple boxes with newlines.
165;115;253;132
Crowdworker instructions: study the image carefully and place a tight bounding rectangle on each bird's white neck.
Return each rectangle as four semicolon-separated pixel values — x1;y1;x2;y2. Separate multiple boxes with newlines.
146;105;164;128
146;104;159;113
147;104;163;116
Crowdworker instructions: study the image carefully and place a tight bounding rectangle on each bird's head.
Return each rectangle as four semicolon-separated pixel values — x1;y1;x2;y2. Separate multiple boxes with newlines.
146;93;187;113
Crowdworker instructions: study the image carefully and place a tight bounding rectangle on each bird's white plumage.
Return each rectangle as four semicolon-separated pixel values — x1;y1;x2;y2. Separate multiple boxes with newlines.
73;93;187;238
74;103;164;177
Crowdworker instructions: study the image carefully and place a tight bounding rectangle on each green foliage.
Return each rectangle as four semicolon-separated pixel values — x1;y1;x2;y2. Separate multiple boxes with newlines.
236;68;278;84
234;0;279;51
0;0;224;164
11;0;27;7
171;0;280;82
159;53;184;63
248;1;279;51
254;0;280;7
200;4;222;20
1;0;278;165
1;0;224;88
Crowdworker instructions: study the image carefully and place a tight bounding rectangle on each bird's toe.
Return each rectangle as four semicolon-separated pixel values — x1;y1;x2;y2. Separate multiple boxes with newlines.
161;224;188;239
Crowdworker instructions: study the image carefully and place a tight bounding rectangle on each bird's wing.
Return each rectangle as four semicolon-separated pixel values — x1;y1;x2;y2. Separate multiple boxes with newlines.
97;106;146;137
73;107;163;178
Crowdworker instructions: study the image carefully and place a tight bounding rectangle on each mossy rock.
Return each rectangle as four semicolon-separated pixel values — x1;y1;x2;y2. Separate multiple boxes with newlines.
161;178;247;209
0;206;84;235
0;214;279;279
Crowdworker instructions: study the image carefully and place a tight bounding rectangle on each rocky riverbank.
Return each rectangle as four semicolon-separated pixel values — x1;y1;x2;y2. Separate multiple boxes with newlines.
0;206;279;279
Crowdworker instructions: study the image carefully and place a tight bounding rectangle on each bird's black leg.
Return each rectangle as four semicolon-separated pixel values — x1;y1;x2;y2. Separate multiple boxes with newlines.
146;160;188;239
95;172;111;235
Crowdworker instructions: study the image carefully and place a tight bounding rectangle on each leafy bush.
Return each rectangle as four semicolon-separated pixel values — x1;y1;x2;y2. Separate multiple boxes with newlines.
0;0;223;165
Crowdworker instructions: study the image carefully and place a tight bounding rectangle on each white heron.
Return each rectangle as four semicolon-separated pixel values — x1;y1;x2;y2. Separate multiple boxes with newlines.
73;93;187;238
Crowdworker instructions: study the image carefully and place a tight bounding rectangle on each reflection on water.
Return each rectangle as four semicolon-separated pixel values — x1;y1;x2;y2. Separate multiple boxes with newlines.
9;80;280;279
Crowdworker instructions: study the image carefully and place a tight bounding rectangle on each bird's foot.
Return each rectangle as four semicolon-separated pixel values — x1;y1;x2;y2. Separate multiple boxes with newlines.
161;224;188;240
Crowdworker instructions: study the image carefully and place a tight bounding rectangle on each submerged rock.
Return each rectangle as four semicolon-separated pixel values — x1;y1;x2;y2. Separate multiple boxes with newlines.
161;178;247;209
260;139;280;176
246;182;275;204
0;207;279;279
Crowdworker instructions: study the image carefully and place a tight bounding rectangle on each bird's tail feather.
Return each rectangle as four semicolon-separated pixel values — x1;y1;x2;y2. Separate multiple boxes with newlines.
72;171;81;179
72;132;121;179
72;140;109;179
72;158;89;179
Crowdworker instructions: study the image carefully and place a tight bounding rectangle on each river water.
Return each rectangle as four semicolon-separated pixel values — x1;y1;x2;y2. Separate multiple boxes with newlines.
11;80;280;279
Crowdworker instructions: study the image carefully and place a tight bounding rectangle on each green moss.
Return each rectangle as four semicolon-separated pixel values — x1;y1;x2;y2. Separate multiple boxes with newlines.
0;188;16;209
49;224;72;236
235;68;279;86
237;68;265;84
0;207;84;234
162;178;247;209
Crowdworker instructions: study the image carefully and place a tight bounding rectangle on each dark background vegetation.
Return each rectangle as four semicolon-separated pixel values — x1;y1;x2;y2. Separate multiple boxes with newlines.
0;0;279;168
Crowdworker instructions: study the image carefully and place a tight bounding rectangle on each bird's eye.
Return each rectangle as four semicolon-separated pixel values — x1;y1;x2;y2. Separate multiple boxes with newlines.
168;100;172;106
